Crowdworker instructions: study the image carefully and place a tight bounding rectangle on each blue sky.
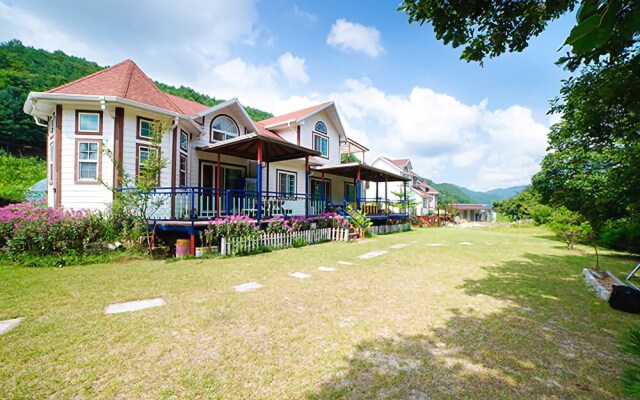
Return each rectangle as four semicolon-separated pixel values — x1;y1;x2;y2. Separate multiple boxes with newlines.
0;0;576;190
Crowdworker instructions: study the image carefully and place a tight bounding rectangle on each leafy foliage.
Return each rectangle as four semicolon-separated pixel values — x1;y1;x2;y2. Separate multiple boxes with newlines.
622;325;640;397
0;40;272;157
399;0;640;70
547;206;592;250
0;150;46;205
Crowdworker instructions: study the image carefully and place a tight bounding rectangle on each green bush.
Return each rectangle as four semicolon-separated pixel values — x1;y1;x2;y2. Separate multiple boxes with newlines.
530;204;554;225
547;207;591;249
622;326;640;397
292;236;308;248
0;151;46;205
600;221;640;255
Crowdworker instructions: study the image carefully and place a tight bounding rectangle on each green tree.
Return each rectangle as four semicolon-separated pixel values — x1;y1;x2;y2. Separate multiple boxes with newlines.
399;0;640;70
104;120;170;255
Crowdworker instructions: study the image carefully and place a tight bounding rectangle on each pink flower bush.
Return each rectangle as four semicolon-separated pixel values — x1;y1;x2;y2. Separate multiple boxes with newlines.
0;200;104;256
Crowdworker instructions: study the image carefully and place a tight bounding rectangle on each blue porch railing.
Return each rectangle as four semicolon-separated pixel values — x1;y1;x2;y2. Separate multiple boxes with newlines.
114;187;327;222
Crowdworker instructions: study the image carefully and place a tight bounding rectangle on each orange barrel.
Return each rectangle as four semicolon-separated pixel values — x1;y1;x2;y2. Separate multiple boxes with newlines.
175;239;191;257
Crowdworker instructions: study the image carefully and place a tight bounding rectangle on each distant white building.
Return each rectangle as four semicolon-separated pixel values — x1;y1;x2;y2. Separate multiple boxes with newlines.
366;157;438;215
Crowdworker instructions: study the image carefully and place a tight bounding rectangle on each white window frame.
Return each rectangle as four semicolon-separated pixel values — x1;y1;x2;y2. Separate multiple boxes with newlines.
278;171;297;197
77;141;99;181
313;133;329;158
139;119;152;138
180;131;189;151
78;112;101;133
210;115;239;142
179;154;188;187
138;146;151;176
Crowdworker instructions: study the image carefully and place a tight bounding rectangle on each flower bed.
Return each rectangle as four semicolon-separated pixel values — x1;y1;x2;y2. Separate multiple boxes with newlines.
0;200;109;256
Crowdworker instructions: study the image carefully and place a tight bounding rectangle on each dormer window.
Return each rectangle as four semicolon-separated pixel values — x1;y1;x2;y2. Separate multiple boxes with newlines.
314;121;327;134
211;115;239;142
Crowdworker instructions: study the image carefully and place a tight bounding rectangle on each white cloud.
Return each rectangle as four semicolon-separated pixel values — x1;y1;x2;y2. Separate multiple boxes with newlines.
327;19;384;58
326;79;549;191
0;0;261;85
277;52;309;83
293;5;317;22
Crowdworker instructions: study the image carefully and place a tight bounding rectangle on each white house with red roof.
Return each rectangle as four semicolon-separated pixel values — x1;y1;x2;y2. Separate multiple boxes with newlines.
366;156;438;215
23;59;408;228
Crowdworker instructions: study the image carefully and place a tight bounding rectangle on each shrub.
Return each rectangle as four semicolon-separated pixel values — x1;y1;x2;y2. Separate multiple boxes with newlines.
266;217;292;234
600;221;640;255
622;326;640;397
0;200;115;257
206;216;260;241
530;204;554;225
547;207;590;250
292;236;308;248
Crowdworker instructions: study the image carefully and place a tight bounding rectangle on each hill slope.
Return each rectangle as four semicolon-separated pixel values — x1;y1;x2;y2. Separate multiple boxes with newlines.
0;40;273;156
421;177;527;206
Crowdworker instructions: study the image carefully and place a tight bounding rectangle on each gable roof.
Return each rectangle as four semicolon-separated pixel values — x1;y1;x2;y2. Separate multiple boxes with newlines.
258;102;332;127
47;59;208;116
384;157;410;169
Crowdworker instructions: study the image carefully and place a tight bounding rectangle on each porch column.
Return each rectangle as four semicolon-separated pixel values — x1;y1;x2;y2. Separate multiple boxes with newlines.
384;177;388;215
376;180;379;213
305;156;309;217
257;141;263;223
321;172;325;202
216;151;221;218
403;182;408;214
356;166;361;210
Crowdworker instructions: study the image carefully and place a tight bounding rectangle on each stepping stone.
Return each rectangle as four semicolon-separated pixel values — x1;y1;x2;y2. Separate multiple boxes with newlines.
458;242;474;245
337;261;354;265
290;272;311;279
105;298;166;314
390;243;409;249
0;317;24;335
357;250;388;259
318;267;336;272
233;282;264;292
426;243;443;247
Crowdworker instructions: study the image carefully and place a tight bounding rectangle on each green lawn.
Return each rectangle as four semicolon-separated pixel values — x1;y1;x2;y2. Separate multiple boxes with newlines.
1;225;638;399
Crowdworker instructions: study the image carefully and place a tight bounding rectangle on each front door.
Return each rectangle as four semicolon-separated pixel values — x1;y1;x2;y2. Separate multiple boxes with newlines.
200;162;215;216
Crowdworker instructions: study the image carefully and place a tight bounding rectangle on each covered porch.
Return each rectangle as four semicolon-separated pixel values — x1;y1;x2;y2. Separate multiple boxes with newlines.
311;163;411;221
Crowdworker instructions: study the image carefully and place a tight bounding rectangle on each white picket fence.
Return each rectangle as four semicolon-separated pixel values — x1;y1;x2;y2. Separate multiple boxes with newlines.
220;227;350;256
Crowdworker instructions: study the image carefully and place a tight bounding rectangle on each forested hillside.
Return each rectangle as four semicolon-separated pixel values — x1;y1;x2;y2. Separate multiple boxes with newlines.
0;40;272;157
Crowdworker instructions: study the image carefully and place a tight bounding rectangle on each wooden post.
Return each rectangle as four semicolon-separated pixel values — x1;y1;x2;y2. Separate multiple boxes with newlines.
257;141;263;223
356;166;361;210
385;177;388;215
190;233;195;256
305;156;309;217
216;151;221;217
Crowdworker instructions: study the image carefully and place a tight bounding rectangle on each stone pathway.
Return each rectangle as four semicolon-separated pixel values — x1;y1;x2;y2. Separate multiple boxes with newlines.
318;267;336;272
0;317;24;335
104;298;166;314
233;282;264;292
337;261;354;265
425;243;444;247
390;243;409;249
458;242;474;246
357;250;388;259
290;272;311;279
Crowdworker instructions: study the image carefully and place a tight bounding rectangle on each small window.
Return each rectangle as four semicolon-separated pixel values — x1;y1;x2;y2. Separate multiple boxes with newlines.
180;131;189;151
49;114;55;137
211;115;239;142
139;119;152;138
313;134;329;158
78;112;100;133
345;182;355;203
77;142;99;181
48;141;54;183
314;121;327;134
278;171;296;197
179;154;188;187
138;146;150;175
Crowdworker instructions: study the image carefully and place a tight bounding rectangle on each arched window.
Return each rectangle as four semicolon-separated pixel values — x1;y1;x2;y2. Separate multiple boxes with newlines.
211;115;239;142
314;121;327;134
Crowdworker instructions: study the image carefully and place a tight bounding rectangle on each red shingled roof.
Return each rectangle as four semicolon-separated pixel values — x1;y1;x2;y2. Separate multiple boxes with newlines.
48;59;208;116
258;101;332;126
385;158;410;168
255;122;286;142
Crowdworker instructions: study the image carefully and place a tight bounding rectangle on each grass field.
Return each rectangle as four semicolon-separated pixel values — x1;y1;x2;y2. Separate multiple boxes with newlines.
1;225;639;399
